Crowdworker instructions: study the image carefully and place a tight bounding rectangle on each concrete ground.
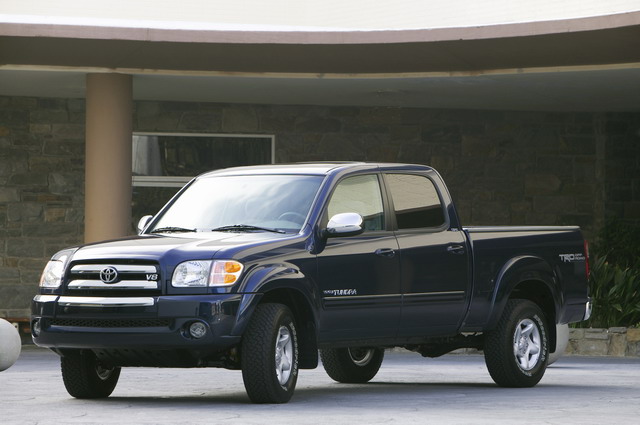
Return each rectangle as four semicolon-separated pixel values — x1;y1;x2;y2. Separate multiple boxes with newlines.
2;346;639;425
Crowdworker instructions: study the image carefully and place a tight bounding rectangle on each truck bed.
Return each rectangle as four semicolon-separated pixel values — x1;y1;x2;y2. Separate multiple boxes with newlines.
462;225;589;331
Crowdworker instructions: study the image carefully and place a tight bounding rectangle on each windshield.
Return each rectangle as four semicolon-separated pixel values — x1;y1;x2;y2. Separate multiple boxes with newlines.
150;174;324;233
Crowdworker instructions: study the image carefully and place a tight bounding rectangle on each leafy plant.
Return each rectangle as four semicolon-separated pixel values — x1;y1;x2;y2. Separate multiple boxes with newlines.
577;256;640;328
594;218;640;270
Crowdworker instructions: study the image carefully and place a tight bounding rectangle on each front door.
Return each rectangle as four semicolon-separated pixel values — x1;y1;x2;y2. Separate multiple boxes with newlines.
316;174;401;343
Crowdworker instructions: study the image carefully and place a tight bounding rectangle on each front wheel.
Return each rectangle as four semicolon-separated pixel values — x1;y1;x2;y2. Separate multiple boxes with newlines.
320;347;384;383
241;303;299;403
60;350;121;398
484;299;549;387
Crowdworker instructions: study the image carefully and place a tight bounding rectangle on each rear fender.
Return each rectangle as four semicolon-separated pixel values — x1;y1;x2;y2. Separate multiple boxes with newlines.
486;256;561;331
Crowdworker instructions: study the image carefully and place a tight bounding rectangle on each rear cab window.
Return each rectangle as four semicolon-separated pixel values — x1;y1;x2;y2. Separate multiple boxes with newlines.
385;174;446;230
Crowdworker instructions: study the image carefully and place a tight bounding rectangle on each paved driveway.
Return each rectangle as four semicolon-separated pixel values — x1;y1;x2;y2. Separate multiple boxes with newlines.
2;347;639;424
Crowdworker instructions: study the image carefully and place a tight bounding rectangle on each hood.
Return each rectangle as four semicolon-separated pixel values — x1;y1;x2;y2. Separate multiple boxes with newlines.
70;231;295;264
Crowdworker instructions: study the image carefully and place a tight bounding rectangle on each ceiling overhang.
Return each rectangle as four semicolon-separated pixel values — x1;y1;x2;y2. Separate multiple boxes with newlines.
2;12;640;73
1;11;639;111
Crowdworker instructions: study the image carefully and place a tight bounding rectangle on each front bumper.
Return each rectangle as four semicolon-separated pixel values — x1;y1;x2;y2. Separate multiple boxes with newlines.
31;294;246;351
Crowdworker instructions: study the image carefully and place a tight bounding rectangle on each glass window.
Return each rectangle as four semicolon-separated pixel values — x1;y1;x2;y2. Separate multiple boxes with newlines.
132;133;273;184
386;174;445;229
152;175;323;233
131;133;274;233
327;175;384;231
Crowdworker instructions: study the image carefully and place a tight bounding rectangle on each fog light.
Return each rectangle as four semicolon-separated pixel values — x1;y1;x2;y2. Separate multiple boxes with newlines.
189;322;207;339
32;319;41;337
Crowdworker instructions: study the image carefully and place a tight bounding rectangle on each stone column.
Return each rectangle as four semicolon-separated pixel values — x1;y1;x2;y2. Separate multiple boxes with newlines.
84;73;133;243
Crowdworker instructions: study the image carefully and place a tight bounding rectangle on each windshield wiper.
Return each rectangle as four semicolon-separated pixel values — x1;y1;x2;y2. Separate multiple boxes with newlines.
210;224;286;234
150;226;197;234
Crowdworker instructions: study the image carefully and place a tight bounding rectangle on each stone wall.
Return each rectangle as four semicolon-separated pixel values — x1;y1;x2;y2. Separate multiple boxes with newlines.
135;102;639;231
0;97;85;318
1;96;639;317
567;328;640;357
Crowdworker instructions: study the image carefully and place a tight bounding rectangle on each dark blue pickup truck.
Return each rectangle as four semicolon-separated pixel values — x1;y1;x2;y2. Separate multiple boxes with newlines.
32;162;591;403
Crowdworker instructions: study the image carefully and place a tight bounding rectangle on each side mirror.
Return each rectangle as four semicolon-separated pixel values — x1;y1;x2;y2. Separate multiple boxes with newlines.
325;213;364;238
137;215;153;234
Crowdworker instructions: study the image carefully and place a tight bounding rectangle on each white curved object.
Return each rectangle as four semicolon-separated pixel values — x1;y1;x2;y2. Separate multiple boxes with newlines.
548;323;570;365
0;318;21;371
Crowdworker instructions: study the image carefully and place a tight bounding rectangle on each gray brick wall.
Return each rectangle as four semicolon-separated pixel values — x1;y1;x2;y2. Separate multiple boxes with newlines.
1;96;639;317
0;97;85;317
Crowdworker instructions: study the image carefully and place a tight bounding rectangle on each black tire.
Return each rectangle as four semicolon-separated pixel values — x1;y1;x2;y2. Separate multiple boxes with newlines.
320;347;384;383
241;303;299;403
484;299;549;387
60;350;121;398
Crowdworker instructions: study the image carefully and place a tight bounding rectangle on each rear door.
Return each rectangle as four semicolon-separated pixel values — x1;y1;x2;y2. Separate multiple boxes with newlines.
316;173;401;342
384;172;471;337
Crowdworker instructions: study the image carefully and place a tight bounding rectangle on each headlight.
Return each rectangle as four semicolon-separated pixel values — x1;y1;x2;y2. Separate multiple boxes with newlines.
39;255;68;288
172;261;211;287
171;260;244;287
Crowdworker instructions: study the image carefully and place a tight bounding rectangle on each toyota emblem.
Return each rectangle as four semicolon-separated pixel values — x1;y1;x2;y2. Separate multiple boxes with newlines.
100;266;119;284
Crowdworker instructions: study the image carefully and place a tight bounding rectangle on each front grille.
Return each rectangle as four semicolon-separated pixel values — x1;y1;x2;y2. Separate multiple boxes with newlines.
65;261;161;294
50;318;171;328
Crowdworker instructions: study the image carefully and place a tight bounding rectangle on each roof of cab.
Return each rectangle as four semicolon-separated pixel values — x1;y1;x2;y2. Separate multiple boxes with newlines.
198;162;433;178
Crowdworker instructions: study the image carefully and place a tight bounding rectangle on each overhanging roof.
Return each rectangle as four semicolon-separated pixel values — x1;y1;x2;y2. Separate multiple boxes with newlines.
1;11;639;111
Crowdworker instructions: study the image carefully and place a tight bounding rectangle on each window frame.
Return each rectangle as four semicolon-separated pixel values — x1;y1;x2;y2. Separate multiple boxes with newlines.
382;172;450;233
131;132;276;188
321;172;393;234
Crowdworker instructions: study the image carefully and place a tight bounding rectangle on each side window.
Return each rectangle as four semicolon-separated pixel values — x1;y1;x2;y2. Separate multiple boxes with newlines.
327;175;384;231
386;174;445;229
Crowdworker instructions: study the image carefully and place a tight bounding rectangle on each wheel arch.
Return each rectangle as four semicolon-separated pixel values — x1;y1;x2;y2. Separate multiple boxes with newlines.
232;271;320;369
487;256;561;353
259;287;319;369
509;281;558;354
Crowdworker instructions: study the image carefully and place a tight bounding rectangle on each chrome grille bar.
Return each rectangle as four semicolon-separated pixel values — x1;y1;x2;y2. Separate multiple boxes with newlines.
57;296;155;307
68;280;158;290
71;264;157;273
67;263;159;291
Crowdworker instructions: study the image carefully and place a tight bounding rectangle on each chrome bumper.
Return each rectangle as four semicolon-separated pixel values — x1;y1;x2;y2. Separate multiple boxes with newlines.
583;299;592;321
34;295;155;307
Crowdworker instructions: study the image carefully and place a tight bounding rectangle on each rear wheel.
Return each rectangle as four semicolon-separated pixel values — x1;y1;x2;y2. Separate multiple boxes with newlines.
484;299;549;387
320;347;384;383
241;303;299;403
60;350;120;398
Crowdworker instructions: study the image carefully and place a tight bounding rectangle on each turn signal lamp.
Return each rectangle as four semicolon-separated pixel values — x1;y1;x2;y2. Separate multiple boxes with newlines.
224;262;242;273
210;260;244;286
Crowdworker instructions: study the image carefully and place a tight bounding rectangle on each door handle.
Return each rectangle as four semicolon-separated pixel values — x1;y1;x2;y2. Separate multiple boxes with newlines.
447;245;465;255
375;248;396;258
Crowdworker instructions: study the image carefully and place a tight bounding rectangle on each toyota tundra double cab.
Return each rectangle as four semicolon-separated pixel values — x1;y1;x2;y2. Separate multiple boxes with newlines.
32;162;591;403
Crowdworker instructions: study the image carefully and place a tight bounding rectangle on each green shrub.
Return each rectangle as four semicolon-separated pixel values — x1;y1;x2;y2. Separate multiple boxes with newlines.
594;218;640;270
577;256;640;328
